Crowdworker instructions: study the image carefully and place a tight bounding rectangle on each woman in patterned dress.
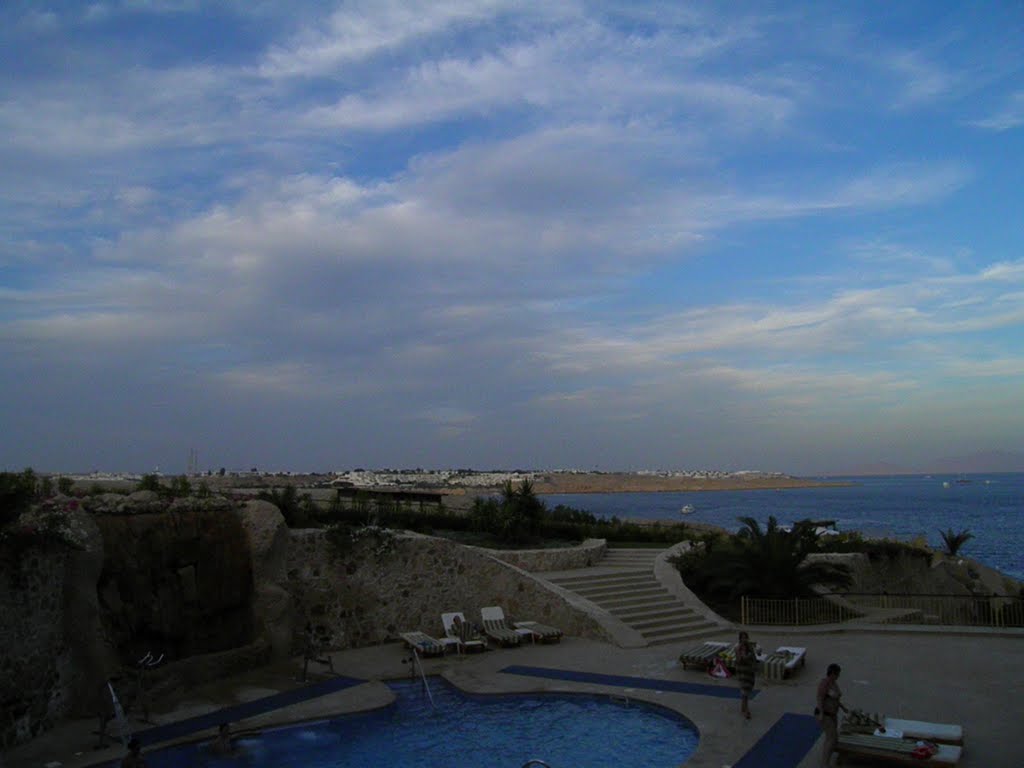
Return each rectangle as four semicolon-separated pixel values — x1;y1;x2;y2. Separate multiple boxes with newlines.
735;630;756;719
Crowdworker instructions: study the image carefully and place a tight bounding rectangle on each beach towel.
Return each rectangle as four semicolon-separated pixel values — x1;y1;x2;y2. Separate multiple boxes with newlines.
710;658;732;678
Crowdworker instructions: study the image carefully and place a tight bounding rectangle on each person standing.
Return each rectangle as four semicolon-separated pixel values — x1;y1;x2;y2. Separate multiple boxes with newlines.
816;663;847;767
211;723;234;756
735;631;756;719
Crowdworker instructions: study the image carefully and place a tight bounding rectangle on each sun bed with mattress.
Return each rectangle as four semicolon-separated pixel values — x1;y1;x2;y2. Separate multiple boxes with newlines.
441;612;488;654
399;631;446;657
479;606;522;647
836;732;962;765
678;641;732;670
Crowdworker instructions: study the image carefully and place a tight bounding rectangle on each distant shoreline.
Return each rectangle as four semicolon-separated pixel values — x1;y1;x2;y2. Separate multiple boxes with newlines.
438;473;849;509
527;472;850;495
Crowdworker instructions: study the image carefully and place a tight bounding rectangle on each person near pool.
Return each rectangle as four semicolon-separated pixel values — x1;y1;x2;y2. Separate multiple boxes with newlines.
816;663;848;766
120;739;147;768
211;722;235;756
735;630;756;719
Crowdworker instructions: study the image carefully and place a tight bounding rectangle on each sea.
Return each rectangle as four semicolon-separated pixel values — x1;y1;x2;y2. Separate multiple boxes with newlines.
540;473;1024;582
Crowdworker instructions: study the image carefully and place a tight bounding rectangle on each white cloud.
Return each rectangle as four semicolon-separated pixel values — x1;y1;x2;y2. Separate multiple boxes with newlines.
260;0;535;78
970;91;1024;132
2;1;1022;473
887;50;958;107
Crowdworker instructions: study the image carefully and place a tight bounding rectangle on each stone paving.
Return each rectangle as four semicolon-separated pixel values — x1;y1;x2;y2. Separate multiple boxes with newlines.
4;626;1022;768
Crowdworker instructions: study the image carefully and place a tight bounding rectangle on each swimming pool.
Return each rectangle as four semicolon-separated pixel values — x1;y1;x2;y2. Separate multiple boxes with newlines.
135;677;699;768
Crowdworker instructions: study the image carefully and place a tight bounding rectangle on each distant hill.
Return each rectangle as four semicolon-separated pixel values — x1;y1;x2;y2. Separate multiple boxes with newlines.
844;451;1024;476
927;450;1024;474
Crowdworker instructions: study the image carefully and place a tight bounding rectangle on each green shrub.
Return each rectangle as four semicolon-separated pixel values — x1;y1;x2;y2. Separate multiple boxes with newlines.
168;475;192;498
257;485;320;527
1;469;42;527
137;474;164;493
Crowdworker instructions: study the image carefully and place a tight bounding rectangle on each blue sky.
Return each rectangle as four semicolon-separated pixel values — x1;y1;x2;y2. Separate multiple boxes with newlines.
2;1;1023;476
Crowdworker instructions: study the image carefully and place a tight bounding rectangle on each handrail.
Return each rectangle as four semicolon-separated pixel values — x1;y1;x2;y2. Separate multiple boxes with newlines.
408;648;435;709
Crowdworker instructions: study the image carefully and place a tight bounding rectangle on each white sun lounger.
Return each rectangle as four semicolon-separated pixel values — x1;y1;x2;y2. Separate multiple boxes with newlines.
479;606;522;647
399;631;446;657
441;612;487;654
678;641;732;670
837;733;962;765
763;645;807;679
844;710;964;747
882;718;963;746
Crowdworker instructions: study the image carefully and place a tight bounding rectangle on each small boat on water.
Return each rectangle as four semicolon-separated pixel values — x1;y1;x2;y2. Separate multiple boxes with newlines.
680;504;695;515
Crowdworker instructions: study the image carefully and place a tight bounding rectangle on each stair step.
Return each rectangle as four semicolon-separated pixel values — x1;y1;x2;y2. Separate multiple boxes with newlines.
566;576;656;592
596;593;674;609
549;569;651;585
646;626;724;646
631;613;708;631
533;547;724;650
577;589;663;602
641;620;717;638
612;605;696;621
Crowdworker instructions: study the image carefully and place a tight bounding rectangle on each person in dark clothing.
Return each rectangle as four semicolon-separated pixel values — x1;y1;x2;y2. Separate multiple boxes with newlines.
120;739;147;768
735;631;756;719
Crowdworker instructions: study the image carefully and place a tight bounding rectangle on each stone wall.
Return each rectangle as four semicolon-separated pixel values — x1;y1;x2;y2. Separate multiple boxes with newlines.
0;542;73;749
283;530;613;650
807;551;1022;596
95;508;255;661
481;538;606;572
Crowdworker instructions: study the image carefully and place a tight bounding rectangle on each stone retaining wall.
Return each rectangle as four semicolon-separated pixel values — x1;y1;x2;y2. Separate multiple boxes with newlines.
284;531;613;650
481;538;606;572
0;543;73;749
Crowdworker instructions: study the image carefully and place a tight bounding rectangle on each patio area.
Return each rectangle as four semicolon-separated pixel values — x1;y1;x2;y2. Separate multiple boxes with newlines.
4;626;1021;768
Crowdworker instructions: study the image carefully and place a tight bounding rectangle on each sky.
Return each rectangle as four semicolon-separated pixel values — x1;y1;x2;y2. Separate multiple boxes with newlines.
2;1;1024;477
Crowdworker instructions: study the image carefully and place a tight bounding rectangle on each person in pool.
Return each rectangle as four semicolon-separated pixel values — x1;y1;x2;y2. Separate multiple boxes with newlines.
120;739;147;768
211;723;235;757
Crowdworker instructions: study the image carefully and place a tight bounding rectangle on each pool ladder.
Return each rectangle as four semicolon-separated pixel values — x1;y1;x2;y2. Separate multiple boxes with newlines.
408;648;436;710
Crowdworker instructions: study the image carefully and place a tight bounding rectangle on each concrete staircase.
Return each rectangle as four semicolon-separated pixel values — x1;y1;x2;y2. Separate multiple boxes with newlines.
541;547;726;647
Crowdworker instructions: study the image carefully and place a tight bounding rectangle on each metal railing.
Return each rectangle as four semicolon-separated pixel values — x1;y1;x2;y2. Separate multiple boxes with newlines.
741;593;1024;628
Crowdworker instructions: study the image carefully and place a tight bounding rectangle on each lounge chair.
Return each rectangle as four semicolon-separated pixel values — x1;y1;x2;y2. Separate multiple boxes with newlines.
513;619;563;643
479;606;522;647
759;646;807;680
441;612;487;654
842;709;964;746
836;733;962;765
482;606;562;643
399;631;446;658
678;640;731;670
884;719;963;746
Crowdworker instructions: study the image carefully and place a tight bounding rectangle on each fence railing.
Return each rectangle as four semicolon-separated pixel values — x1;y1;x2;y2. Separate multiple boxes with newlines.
740;593;1024;628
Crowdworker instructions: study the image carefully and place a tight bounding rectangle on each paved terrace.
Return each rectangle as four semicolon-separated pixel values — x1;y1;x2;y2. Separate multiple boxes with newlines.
4;627;1021;768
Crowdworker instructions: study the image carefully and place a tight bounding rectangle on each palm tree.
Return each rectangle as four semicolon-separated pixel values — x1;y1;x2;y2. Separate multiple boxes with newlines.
939;528;974;556
709;516;852;601
497;478;546;543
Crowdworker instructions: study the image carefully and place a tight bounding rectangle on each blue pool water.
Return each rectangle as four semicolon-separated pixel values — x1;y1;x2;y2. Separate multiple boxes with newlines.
133;678;699;768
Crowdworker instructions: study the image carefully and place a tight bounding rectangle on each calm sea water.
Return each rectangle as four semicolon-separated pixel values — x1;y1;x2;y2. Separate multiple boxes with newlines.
540;473;1024;582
